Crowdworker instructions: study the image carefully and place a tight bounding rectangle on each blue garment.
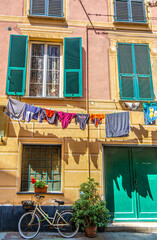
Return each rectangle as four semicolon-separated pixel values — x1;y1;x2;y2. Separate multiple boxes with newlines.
105;112;130;138
143;103;157;125
23;104;42;123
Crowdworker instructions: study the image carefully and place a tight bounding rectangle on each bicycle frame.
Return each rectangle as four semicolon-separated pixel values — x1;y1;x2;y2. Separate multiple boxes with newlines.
31;200;69;227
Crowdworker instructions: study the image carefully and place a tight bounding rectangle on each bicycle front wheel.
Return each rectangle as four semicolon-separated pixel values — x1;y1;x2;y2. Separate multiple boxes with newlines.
57;211;79;238
18;211;40;239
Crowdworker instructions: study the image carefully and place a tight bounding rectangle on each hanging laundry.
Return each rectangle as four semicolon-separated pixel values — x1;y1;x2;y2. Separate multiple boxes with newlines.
5;97;25;121
105;112;130;138
23;104;42;123
90;114;105;127
41;109;58;125
143;103;157;124
75;114;90;130
123;102;140;111
58;111;76;129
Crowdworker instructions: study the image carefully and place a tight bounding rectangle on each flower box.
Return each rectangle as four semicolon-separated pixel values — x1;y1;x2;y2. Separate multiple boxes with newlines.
34;185;48;193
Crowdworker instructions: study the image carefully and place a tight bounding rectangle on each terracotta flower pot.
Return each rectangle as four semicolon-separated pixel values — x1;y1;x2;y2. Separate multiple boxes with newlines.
85;226;97;238
34;185;48;193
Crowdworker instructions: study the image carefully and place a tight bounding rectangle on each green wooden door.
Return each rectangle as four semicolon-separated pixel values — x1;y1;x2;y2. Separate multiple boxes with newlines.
105;146;157;221
105;147;137;220
133;148;157;220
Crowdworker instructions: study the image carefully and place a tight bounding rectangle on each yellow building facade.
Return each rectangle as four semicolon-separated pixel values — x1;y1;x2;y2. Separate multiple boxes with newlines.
0;0;157;226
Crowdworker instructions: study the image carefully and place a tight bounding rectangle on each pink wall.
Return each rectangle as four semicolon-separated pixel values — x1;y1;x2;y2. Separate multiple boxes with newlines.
150;6;157;26
0;0;24;16
69;0;109;23
88;30;110;100
0;23;21;96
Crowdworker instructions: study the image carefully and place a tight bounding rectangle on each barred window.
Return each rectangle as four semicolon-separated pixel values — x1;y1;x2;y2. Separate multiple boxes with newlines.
21;145;61;192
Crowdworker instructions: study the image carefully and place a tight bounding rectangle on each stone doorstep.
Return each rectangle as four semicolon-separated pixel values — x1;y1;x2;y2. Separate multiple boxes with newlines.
107;222;157;233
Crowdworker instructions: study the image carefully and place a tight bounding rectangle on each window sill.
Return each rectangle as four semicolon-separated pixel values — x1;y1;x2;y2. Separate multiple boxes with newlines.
27;14;65;21
17;192;64;195
22;96;65;100
113;20;148;25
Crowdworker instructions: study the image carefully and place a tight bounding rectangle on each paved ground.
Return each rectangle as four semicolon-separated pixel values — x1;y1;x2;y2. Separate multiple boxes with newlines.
1;232;157;240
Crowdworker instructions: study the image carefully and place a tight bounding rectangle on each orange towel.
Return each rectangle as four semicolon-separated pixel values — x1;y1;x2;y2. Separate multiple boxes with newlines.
90;114;105;127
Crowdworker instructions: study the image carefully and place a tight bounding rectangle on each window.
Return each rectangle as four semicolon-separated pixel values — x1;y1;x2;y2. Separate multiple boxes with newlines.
117;43;154;100
30;0;63;17
6;35;83;98
29;43;61;97
21;145;61;192
114;0;146;23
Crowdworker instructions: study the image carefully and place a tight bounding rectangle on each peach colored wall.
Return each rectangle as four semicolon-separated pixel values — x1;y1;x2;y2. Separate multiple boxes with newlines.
69;0;109;23
0;23;21;96
150;6;157;26
88;30;110;100
0;0;24;16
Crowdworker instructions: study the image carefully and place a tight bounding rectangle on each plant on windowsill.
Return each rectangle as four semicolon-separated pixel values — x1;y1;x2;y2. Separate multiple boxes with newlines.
31;177;48;193
72;178;110;238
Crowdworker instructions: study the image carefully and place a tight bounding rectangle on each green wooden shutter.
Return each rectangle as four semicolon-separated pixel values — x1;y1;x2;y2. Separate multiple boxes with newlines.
131;0;146;22
117;43;135;99
48;0;63;17
6;35;28;96
64;38;82;97
134;44;153;100
30;0;46;15
115;0;129;21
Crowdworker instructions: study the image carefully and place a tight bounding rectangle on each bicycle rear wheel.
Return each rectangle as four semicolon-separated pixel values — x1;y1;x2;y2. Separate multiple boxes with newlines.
18;211;40;239
57;211;79;238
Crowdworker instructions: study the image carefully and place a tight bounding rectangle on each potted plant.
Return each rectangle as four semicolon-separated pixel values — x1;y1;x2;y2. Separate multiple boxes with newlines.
72;178;110;238
31;177;48;193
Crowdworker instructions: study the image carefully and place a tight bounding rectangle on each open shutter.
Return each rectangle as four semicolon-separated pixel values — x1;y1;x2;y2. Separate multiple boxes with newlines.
30;0;46;15
115;0;129;21
6;35;28;96
117;43;135;99
48;0;63;17
131;0;146;22
134;44;153;100
64;38;82;97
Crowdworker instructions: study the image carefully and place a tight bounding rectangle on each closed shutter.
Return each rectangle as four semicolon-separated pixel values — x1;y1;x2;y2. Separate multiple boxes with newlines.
30;0;46;15
131;1;146;22
64;38;82;97
115;0;129;21
134;44;153;100
48;0;63;17
118;44;135;99
6;35;28;96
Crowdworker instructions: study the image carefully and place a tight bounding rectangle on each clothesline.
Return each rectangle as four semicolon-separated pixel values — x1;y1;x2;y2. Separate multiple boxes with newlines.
5;98;105;130
7;97;156;137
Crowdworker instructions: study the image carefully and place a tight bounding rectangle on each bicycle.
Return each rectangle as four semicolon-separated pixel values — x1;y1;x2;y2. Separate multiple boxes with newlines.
18;193;79;239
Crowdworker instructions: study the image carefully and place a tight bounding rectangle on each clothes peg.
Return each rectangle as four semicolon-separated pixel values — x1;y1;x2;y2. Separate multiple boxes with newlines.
50;108;51;111
82;112;83;116
66;110;67;114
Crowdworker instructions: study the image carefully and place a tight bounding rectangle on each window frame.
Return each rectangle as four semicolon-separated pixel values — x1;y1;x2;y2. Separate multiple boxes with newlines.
114;0;147;23
21;144;62;193
117;42;154;101
27;41;63;98
30;0;63;18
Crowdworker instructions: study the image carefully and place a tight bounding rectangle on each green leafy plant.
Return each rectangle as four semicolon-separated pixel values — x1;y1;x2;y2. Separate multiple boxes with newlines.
31;177;46;188
72;178;110;230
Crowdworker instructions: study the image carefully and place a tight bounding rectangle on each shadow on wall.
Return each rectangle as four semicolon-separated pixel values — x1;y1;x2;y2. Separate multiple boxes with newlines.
7;120;100;170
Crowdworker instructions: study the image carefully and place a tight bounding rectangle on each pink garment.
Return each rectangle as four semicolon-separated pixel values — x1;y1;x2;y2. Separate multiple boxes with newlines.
58;111;76;129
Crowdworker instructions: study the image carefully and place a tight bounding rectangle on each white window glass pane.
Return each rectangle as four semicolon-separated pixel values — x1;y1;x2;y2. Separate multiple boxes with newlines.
30;44;44;96
46;45;60;97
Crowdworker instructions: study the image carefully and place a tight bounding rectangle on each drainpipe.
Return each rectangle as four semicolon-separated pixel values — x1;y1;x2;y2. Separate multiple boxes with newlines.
86;25;90;178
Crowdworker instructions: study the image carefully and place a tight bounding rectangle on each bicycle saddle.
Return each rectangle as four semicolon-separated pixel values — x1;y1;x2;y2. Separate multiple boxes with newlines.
55;200;64;205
